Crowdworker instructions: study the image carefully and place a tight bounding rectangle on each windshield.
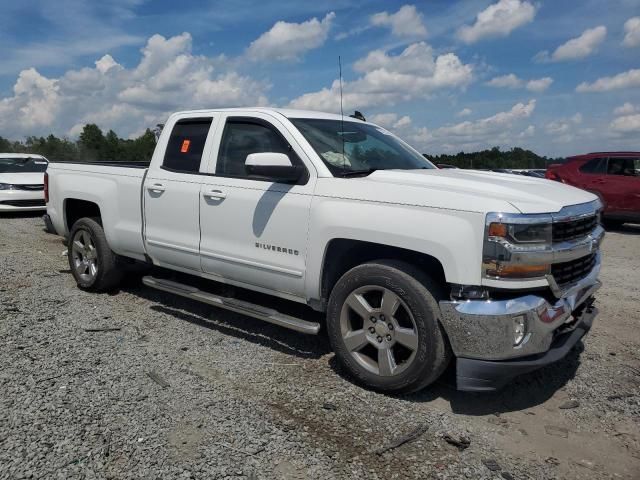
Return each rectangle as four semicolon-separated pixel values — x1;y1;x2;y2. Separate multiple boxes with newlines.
0;157;48;173
290;118;435;176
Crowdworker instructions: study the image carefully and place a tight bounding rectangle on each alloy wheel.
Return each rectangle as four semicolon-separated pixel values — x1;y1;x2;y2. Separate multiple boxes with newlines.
339;286;419;377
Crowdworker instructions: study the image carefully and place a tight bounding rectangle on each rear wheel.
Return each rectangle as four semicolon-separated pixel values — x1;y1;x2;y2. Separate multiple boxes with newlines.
326;260;450;393
68;217;123;292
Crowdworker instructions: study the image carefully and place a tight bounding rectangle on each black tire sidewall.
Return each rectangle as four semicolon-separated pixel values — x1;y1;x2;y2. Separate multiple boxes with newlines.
68;218;119;291
327;261;448;393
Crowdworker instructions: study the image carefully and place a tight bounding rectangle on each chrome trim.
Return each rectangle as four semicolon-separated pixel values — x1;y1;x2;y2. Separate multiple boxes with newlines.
440;255;601;361
493;225;604;265
483;200;603;284
485;199;603;225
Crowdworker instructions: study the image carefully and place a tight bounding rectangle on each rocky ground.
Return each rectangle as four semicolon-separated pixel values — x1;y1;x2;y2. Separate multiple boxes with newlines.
1;213;639;480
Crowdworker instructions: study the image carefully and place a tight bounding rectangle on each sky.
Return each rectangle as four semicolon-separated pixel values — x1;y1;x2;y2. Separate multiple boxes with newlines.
0;0;639;157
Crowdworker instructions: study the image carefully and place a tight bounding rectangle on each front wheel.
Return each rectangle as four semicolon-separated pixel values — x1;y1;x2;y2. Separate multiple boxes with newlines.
326;260;451;393
68;217;123;292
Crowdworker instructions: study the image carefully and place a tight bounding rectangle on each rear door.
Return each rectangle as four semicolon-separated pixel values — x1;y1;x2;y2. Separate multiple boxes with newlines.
605;157;640;214
143;115;217;271
198;113;315;299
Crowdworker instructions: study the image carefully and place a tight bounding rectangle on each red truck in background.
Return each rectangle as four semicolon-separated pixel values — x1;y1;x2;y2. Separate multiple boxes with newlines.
546;152;640;228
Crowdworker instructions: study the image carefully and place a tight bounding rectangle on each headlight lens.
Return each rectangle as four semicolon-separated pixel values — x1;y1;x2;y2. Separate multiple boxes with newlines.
483;213;552;280
0;183;15;190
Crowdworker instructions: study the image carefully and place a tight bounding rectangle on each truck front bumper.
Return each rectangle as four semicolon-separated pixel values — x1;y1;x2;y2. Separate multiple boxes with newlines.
439;256;601;391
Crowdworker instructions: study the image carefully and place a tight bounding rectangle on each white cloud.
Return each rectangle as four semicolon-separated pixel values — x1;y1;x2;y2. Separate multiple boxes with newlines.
403;101;537;153
371;5;427;38
0;33;270;139
613;102;638;116
571;113;583;124
457;0;536;44
536;26;607;62
610;101;640;134
518;125;535;138
576;68;640;92
486;74;552;92
545;120;571;136
457;108;472;117
0;68;60;131
623;17;640;47
247;12;335;61
486;74;522;88
370;113;412;129
610;114;640;133
288;42;472;112
526;77;553;92
429;100;536;141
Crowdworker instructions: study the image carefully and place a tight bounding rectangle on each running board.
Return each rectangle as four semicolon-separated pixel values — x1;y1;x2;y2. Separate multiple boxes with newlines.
142;276;321;335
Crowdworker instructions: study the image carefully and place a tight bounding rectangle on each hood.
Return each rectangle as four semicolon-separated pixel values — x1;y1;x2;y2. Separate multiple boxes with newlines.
316;169;598;215
0;172;45;185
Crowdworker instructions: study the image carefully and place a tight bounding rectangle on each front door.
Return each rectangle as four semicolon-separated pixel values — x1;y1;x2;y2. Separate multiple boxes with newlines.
199;114;315;299
144;116;216;271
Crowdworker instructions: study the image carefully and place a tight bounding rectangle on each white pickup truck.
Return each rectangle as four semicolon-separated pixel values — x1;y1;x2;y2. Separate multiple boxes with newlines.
45;108;604;392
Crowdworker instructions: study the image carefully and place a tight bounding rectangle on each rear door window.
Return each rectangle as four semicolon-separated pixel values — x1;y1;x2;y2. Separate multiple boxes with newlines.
162;118;213;173
607;157;640;177
579;157;607;174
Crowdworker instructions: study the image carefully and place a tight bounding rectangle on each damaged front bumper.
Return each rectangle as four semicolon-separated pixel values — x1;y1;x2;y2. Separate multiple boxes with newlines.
439;254;601;392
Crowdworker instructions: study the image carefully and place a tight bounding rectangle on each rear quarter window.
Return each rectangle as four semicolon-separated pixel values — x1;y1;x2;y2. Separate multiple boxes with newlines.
162;118;213;173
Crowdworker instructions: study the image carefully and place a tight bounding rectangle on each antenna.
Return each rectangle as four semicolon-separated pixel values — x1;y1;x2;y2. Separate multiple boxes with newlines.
338;55;345;174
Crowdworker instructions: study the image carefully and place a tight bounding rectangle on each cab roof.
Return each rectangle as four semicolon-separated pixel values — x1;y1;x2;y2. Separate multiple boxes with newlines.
172;107;366;123
0;153;47;159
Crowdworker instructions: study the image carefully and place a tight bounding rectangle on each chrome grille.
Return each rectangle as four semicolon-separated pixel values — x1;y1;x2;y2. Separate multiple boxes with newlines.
552;253;597;286
553;215;598;243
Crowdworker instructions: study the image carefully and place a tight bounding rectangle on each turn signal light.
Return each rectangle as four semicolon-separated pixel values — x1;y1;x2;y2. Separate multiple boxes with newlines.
488;222;508;237
486;263;550;279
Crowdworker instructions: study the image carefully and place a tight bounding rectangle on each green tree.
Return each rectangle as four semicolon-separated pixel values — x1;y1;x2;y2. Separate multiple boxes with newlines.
78;124;106;161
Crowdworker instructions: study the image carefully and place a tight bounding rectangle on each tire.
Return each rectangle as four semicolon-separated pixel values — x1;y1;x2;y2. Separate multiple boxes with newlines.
326;260;451;394
68;217;123;292
602;218;624;230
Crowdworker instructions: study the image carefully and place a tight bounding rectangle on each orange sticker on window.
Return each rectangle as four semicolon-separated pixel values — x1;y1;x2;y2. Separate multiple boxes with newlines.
180;139;191;153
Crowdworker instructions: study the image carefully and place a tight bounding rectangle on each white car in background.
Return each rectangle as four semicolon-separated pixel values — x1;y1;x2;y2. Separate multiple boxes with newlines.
0;154;49;211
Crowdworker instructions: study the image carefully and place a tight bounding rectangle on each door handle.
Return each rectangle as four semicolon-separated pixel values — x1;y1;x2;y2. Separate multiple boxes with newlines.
147;183;166;193
203;189;227;200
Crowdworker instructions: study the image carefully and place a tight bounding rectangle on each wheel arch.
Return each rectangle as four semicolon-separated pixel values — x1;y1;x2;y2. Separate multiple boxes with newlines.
64;198;102;233
315;238;447;311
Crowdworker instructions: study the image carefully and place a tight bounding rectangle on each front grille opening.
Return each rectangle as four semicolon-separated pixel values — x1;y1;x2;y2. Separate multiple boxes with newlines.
15;184;44;191
552;215;598;243
0;199;46;207
552;253;597;286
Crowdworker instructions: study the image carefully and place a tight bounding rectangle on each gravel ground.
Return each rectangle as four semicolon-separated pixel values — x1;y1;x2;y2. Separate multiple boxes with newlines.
1;213;639;480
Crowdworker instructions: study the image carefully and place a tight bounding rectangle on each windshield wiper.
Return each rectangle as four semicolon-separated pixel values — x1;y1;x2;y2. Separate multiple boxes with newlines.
335;168;379;177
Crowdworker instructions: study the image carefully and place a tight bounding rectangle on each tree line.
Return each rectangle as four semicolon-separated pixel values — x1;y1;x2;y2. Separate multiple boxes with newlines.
1;125;562;169
426;147;563;169
0;124;157;163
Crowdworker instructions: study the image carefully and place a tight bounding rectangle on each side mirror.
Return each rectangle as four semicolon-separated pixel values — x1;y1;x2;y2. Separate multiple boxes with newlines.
245;152;302;182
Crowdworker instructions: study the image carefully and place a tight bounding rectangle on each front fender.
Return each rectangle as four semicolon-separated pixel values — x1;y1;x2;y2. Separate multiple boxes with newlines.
305;196;485;301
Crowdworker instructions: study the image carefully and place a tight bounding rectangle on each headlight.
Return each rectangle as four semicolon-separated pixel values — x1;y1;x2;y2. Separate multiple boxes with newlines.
483;212;552;280
0;183;15;190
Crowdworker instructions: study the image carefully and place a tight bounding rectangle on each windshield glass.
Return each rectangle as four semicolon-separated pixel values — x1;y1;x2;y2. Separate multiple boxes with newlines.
0;157;48;173
290;118;434;175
